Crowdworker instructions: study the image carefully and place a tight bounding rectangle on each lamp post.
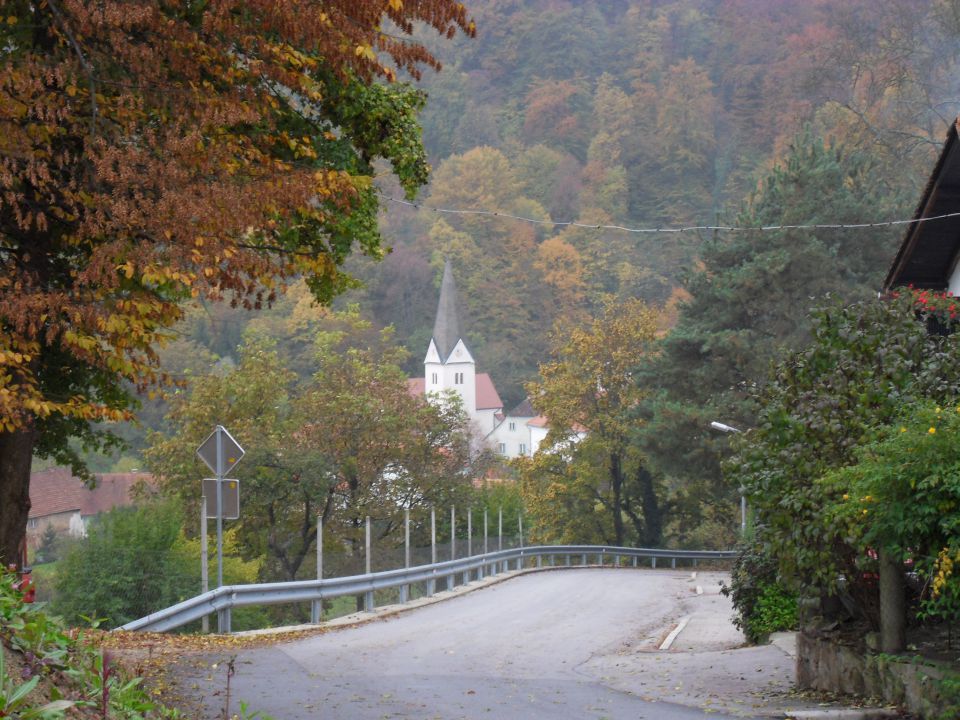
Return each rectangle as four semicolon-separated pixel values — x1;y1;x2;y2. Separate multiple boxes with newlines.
710;421;747;534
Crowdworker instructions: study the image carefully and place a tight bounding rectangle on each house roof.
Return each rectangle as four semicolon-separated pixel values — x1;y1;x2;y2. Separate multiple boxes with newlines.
476;373;503;410
509;397;536;418
527;415;586;434
29;468;151;520
432;259;463;362
884;118;960;292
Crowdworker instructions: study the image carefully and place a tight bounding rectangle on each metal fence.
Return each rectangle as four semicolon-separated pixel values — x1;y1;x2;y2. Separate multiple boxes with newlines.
119;544;736;634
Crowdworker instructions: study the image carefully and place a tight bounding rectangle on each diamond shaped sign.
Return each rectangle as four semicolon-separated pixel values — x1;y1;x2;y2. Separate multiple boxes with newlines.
197;425;244;477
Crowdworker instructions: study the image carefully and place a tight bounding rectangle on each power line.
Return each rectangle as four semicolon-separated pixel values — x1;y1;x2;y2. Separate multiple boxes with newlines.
382;195;960;234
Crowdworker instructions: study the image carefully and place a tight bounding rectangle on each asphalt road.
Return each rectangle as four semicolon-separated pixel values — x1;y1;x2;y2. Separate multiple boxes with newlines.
177;568;744;719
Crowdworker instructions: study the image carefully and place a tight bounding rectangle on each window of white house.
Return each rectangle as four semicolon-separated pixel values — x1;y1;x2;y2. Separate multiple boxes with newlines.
498;442;507;455
27;518;38;529
431;372;438;384
519;443;527;455
454;372;464;384
509;421;516;431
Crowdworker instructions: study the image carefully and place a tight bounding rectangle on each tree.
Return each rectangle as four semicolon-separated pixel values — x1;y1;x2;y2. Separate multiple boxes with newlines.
54;501;195;627
0;0;476;567
147;311;482;584
728;294;960;635
636;130;906;543
54;499;261;627
519;299;663;547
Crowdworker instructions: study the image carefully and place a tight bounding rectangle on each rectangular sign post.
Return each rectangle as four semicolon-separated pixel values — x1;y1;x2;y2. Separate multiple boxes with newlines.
197;425;244;593
201;496;208;634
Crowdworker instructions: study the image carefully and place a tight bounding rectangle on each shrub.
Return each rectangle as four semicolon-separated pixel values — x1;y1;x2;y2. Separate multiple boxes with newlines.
53;501;195;628
723;533;797;643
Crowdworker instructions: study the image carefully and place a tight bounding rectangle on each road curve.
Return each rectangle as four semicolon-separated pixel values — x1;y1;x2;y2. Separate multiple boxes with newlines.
181;569;738;719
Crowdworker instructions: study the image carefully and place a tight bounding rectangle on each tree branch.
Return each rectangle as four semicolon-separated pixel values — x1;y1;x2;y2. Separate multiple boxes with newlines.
45;0;99;135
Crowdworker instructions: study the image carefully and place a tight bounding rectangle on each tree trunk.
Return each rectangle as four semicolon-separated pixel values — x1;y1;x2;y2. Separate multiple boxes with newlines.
610;453;624;546
0;425;35;568
879;548;906;653
637;466;662;546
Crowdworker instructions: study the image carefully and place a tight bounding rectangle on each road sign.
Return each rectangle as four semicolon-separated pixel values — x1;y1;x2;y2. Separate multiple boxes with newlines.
202;478;240;520
197;425;244;476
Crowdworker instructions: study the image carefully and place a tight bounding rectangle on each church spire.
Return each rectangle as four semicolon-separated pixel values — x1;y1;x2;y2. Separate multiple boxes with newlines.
432;259;462;362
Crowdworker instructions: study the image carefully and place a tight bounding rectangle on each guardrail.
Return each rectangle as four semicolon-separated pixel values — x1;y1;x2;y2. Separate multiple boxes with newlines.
119;544;736;634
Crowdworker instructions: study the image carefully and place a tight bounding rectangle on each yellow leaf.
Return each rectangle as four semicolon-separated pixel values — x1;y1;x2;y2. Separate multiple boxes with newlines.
66;85;77;97
6;16;18;25
388;0;403;10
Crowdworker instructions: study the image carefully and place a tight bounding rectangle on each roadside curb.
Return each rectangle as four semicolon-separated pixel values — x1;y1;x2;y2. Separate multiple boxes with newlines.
782;710;901;719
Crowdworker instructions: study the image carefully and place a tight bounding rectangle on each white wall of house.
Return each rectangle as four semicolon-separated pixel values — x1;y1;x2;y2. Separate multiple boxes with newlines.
475;407;499;434
529;424;549;455
948;262;960;297
487;415;534;458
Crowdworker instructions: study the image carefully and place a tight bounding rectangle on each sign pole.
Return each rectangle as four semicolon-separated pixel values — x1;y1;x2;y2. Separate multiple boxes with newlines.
216;426;224;588
201;496;209;634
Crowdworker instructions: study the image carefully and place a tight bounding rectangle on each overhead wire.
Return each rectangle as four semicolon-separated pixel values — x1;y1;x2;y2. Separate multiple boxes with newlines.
381;195;960;234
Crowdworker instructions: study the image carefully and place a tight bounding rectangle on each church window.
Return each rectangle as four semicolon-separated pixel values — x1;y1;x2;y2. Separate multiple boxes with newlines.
454;372;464;384
497;443;507;455
519;443;527;455
509;421;516;431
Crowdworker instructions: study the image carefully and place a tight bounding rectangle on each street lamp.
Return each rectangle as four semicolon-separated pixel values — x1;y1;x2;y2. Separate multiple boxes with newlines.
709;421;747;534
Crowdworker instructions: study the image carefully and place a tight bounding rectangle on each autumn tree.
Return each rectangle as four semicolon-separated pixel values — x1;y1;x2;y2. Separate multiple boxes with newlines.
147;313;481;584
0;0;475;566
519;299;662;547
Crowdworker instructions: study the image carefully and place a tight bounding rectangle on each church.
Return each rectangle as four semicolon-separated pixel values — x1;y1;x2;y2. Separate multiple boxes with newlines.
407;260;554;459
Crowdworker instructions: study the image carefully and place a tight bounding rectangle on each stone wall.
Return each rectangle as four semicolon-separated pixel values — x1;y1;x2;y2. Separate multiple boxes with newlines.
797;632;958;719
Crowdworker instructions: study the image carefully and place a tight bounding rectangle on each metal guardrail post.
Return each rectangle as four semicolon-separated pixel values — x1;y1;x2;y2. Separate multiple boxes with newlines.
632;555;637;568
651;556;657;568
400;509;410;604
428;508;436;595
312;516;323;623
536;555;542;569
498;507;502;551
218;606;231;633
581;553;587;566
364;516;374;611
466;508;472;583
671;557;676;569
449;506;456;591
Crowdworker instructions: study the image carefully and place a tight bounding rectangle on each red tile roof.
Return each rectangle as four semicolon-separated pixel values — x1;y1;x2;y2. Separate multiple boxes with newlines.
407;373;503;411
476;373;503;410
29;468;152;519
527;416;587;434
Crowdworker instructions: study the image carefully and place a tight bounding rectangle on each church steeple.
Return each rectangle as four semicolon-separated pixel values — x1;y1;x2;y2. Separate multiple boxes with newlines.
432;259;463;361
424;259;477;417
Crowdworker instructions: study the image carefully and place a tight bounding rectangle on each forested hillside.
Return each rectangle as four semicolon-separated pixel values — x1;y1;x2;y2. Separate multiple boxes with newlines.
80;0;960;477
